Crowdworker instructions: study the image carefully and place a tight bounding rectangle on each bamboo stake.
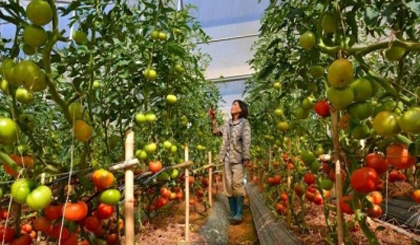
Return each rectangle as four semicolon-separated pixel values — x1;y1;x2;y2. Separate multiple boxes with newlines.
124;130;135;245
184;143;190;242
208;152;213;207
331;108;344;245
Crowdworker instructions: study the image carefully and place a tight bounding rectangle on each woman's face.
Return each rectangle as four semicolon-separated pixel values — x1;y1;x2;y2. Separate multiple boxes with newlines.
231;101;242;115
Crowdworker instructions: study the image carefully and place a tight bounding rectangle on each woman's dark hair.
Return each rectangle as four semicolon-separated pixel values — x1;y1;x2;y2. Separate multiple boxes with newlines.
232;100;249;119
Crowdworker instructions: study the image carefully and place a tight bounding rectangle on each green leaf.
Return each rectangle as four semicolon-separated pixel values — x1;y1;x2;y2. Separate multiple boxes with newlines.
364;6;379;27
403;0;420;16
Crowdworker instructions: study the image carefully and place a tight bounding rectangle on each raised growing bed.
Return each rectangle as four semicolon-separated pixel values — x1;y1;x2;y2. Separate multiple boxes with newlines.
198;193;230;244
380;198;420;230
246;182;301;245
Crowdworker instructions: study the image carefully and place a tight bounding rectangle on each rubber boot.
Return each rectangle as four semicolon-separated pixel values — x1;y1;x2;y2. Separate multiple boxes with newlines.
232;195;244;224
228;197;237;222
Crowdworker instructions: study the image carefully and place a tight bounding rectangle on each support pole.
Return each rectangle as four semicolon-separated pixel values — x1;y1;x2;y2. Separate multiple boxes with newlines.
208;152;213;207
331;108;344;245
268;145;272;172
184;143;190;242
124;130;135;245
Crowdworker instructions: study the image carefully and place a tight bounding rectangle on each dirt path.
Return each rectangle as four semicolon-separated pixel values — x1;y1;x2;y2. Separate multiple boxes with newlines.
228;196;259;245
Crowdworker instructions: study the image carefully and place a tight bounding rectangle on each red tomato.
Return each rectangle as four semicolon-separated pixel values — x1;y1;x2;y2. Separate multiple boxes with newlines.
20;223;32;233
365;152;389;175
368;205;382;218
322;163;330;173
386;143;416;169
276;203;285;214
63;201;88;221
196;189;204;197
293;183;305;196
201;178;209;188
33;217;51;233
106;233;118;245
0;209;9;220
0;226;15;243
368;191;383;205
176;191;183;200
189;198;196;206
281;193;288;201
313;194;323;205
314;100;330;117
304;173;315;185
267;177;275;185
9;154;35;168
44;204;63;220
283;153;289;161
160;188;171;199
306;191;316;202
61;233;78;245
92;169;115;190
84;216;101;232
328;169;346;182
10;233;32;245
51;224;70;240
96;203;114;220
307;187;316;193
148;161;163;173
339;196;354;215
412;190;420;203
398;173;407;181
389;170;399;182
273;175;281;184
350;167;379;193
287;163;295;171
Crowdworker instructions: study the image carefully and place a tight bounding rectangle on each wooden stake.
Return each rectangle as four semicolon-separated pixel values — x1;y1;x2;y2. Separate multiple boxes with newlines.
124;130;135;245
208;152;213;207
37;173;46;244
184;143;190;242
286;166;291;228
331;108;344;245
268;145;272;172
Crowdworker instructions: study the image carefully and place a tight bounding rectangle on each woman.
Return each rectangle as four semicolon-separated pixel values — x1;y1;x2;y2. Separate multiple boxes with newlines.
210;100;251;224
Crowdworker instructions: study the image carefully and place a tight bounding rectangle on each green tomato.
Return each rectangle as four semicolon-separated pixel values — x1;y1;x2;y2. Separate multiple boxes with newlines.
22;44;37;56
135;150;148;160
144;69;157;80
73;30;87;44
166;94;177;105
100;189;121;205
321;178;334;190
158;32;168;41
26;186;52;210
151;30;160;40
0;117;19;145
16;87;34;104
144;143;157;154
171;145;177;153
0;189;3;200
170;169;179;179
68;102;84;121
11;178;36;204
146;114;157;123
93;80;101;89
18;114;35;131
174;64;184;74
163;141;172;150
23;24;47;48
157;171;170;182
135;113;147;125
